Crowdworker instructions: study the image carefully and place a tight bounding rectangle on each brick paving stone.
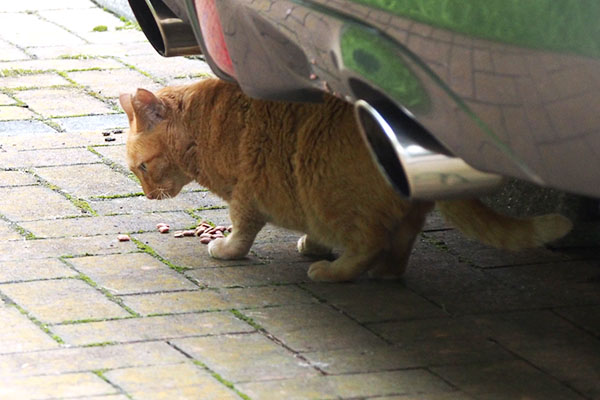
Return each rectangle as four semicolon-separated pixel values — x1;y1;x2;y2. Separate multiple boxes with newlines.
89;143;129;170
28;42;157;59
0;306;60;354
52;312;254;345
0;235;138;262
172;333;319;383
120;290;228;316
0;258;77;282
0;13;85;48
80;29;149;46
103;362;240;399
0;372;117;400
0;341;187;377
0;170;38;186
20;211;196;238
68;67;163;99
303;281;445;323
14;87;115;118
134;232;263;269
0;40;30;61
0;120;57;135
121;54;213;82
0;72;71;89
40;8;124;34
0;220;21;241
555;305;600;337
0;0;95;12
1;131;123;150
377;393;476;400
0;92;16;105
0;186;82;221
0;106;36;121
0;58;123;73
0;278;130;323
238;369;453;400
425;229;570;268
432;360;585;400
52;113;128;132
66;252;197;295
187;263;310;288
0;147;101;168
244;304;387;352
88;190;222;215
34;163;140;198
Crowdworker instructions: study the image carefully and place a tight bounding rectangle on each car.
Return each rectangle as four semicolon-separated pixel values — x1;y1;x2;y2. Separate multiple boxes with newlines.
127;0;600;201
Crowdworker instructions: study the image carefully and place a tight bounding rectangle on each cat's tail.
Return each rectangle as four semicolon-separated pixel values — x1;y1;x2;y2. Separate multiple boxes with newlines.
436;199;573;250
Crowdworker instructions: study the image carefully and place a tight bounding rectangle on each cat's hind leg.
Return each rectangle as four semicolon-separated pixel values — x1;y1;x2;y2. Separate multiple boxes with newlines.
208;199;266;260
368;200;433;279
297;234;333;258
307;246;381;282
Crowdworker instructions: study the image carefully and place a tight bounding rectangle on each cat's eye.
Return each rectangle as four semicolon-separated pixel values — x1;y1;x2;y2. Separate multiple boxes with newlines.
139;163;147;172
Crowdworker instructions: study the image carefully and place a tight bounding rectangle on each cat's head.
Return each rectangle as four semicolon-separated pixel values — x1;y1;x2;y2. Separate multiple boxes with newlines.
119;88;192;199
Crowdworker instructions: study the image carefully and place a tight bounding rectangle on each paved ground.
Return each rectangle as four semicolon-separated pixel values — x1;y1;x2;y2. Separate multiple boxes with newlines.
0;1;599;399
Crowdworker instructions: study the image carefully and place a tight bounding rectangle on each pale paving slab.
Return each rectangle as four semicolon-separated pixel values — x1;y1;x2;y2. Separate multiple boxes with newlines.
52;312;254;345
0;372;117;400
90;190;226;215
0;13;85;48
0;341;187;377
0;92;16;105
432;360;586;400
120;285;317;315
0;147;101;168
0;278;131;323
186;263;311;288
79;29;149;46
0;106;36;121
0;220;21;241
0;170;38;186
1;131;125;151
20;211;196;238
120;290;228;316
303;281;445;323
0;58;123;73
0;258;77;283
28;42;157;59
52;114;129;133
238;369;453;400
68;68;162;99
34;164;140;198
15;88;115;118
0;306;59;354
0;235;138;261
244;304;387;352
121;54;212;81
0;186;82;221
134;232;262;269
39;8;124;34
104;362;241;399
0;0;95;12
0;40;29;61
66;252;198;295
0;120;56;135
172;333;319;383
0;72;71;89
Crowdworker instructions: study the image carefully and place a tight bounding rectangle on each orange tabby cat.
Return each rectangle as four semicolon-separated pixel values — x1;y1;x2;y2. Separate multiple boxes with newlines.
119;78;572;282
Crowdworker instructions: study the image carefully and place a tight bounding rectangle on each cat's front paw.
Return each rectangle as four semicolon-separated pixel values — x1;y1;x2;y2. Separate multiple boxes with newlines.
207;238;246;260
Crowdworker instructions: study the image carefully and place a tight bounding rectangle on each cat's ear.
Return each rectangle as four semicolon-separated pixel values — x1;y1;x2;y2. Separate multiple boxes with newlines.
119;93;134;122
130;88;167;131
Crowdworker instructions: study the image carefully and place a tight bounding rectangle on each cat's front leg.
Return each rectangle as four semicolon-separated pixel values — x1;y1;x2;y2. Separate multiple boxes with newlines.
297;234;332;257
208;199;266;260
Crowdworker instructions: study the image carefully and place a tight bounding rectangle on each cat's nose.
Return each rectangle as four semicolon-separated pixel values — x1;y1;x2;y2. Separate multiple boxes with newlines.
145;192;155;199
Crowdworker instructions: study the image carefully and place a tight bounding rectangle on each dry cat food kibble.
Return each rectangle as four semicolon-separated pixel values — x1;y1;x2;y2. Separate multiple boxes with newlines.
117;234;130;242
156;223;170;233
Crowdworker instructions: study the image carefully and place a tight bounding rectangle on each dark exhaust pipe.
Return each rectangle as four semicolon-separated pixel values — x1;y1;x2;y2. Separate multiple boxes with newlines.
128;0;201;57
354;99;503;200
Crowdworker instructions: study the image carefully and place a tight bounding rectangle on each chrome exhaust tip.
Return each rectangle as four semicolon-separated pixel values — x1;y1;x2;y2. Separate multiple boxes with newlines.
128;0;201;57
354;99;503;200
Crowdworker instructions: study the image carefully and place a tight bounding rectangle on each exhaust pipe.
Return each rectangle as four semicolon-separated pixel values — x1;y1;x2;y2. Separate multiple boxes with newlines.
128;0;201;57
354;99;503;200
